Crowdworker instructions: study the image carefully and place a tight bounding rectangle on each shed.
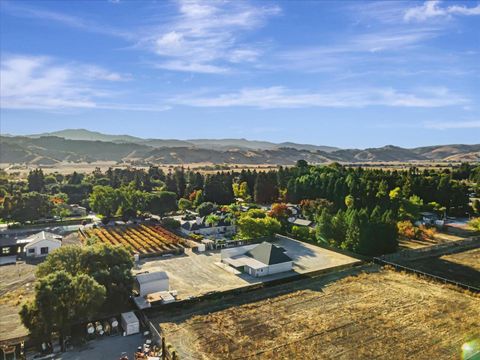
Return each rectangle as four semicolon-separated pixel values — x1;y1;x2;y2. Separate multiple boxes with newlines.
120;311;139;336
24;231;62;258
134;271;169;297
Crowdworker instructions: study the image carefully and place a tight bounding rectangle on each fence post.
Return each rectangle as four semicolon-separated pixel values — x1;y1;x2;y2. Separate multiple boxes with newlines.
162;337;166;360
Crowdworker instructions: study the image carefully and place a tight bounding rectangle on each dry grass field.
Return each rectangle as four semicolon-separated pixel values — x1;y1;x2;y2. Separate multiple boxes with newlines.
158;268;479;360
1;162;280;177
398;248;480;288
0;263;35;344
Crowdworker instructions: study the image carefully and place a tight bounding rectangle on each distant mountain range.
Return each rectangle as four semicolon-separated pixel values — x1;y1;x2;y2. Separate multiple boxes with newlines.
0;129;479;165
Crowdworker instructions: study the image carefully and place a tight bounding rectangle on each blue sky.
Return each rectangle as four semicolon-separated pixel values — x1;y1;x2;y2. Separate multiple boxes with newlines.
0;0;479;148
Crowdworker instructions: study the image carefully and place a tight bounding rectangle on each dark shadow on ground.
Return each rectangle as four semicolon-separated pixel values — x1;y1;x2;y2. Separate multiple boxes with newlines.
398;257;480;288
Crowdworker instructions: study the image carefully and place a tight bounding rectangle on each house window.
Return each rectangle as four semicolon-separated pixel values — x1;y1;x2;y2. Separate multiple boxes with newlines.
2;247;10;255
28;248;35;254
40;247;49;255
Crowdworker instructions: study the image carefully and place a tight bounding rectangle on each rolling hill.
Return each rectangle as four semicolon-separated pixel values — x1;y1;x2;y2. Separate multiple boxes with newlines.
1;129;478;165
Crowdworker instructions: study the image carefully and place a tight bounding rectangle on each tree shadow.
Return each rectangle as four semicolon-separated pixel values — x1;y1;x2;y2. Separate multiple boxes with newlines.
400;256;480;288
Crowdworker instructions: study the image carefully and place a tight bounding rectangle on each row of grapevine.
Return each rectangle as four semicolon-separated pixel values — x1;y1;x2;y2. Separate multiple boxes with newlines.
82;224;188;256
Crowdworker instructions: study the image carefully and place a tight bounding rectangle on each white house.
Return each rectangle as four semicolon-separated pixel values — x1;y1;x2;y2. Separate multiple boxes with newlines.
221;242;293;277
24;231;62;258
180;216;236;238
134;271;169;297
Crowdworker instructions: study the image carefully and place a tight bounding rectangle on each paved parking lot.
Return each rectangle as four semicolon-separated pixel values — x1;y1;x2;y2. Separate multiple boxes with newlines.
49;334;144;360
135;237;359;299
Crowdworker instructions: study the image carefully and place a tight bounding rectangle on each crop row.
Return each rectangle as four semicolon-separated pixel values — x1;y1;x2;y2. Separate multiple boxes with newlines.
83;225;185;255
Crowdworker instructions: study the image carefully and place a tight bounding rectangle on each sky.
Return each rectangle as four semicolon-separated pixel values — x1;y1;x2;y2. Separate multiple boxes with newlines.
0;0;479;149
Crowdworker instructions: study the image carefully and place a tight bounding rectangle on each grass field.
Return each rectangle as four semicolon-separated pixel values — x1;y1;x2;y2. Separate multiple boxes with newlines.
157;268;480;360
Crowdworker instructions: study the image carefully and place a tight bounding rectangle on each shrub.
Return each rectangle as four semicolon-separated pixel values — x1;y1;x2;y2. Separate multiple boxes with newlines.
162;218;181;230
468;217;480;231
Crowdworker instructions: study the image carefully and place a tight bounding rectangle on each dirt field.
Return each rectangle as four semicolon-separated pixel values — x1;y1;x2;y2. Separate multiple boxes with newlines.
157;268;480;360
398;247;480;288
0;262;35;344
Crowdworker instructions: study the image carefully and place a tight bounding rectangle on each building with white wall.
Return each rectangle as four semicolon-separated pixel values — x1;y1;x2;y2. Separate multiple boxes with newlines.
221;242;293;277
24;231;62;258
134;271;169;297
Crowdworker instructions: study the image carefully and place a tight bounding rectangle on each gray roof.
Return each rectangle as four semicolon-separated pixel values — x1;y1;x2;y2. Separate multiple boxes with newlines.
24;231;62;249
247;242;292;265
136;271;169;285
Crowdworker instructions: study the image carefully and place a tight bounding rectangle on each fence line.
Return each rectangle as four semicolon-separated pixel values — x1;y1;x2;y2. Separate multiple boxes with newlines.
373;257;480;293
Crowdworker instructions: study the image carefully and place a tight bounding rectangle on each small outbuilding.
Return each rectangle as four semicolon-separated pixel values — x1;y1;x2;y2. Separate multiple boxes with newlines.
24;231;62;258
120;311;140;336
134;271;169;297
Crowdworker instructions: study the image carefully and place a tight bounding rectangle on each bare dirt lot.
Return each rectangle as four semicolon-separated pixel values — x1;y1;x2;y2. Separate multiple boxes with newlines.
136;237;360;300
157;268;480;360
398;247;480;288
0;262;35;344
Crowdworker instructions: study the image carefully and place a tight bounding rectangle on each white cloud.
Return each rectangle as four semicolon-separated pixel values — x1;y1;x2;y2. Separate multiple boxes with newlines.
2;1;131;39
0;54;168;112
404;0;480;22
423;120;480;130
146;0;280;73
170;86;468;109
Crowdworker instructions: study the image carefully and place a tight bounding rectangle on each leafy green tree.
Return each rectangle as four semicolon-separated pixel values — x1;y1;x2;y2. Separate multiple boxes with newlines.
342;210;361;251
20;271;105;351
37;244;133;310
344;194;355;208
178;198;192;212
236;214;281;239
205;214;221;226
117;184;147;220
204;174;234;204
400;194;424;220
291;225;315;242
28;169;45;192
89;185;119;219
162;218;181;229
175;167;186;198
197;202;217;217
232;181;251;201
147;191;177;217
315;209;333;244
254;172;278;204
1;192;53;223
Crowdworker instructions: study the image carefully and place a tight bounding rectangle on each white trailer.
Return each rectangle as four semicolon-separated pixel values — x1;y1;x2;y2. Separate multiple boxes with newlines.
121;311;140;336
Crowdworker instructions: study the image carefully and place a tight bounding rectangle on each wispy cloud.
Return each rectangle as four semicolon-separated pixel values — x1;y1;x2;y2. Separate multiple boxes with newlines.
170;86;468;109
1;1;131;39
270;27;439;74
423;120;480;130
0;54;168;111
142;0;280;73
404;0;480;22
